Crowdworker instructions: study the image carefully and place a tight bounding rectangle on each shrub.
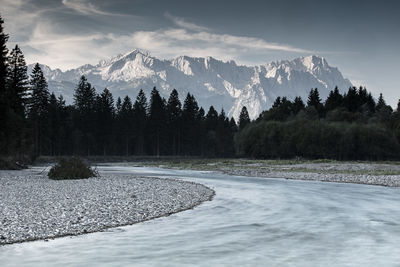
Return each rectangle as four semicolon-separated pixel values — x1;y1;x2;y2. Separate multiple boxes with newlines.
48;157;97;180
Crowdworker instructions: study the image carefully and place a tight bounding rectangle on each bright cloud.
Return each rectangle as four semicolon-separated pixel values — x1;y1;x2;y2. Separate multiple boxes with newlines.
61;0;121;16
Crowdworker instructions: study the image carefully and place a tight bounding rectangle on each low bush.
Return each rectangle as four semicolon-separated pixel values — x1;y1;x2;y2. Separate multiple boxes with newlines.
48;157;97;180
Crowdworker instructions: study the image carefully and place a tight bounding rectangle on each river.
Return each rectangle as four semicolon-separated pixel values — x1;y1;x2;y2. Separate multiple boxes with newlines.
1;165;400;266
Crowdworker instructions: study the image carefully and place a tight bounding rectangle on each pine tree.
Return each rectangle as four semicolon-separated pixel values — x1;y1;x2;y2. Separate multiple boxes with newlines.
29;63;49;115
376;93;386;111
238;106;250;131
182;93;200;155
29;63;50;156
307;88;324;116
118;95;134;156
73;76;97;155
343;87;358;112
6;45;29;156
0;15;9;154
116;97;122;114
166;89;182;155
8;45;29;117
48;93;68;156
132;89;147;155
95;88;114;155
292;96;305;114
148;87;166;156
0;15;7;104
74;76;96;113
325;87;343;111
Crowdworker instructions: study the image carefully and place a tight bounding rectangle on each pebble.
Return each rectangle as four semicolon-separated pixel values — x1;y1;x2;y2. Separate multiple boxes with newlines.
0;170;214;245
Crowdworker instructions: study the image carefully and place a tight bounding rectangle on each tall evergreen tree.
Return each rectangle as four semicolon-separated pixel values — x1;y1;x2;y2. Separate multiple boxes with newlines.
6;45;29;156
29;63;50;156
0;15;9;154
376;93;386;111
182;93;200;155
132;89;147;155
307;88;324;115
238;106;250;131
343;87;359;112
292;96;305;115
95;88;114;155
325;87;343;111
73;76;97;155
118;95;134;156
8;45;29;117
148;87;166;156
166;89;182;155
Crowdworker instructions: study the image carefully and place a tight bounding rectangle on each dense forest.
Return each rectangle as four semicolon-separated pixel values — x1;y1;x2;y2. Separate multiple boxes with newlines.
236;87;400;160
1;15;400;162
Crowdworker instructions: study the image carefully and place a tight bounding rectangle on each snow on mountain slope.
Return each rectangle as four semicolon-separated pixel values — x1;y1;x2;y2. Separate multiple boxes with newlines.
28;50;352;119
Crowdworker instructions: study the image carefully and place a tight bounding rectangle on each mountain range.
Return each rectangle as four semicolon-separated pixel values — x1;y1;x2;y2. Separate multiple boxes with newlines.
28;50;352;119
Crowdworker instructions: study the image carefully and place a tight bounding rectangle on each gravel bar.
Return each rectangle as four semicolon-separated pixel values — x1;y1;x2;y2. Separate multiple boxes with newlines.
225;169;400;187
0;169;214;245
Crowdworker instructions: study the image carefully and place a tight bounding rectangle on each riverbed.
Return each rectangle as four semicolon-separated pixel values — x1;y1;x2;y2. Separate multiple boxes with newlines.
2;165;400;266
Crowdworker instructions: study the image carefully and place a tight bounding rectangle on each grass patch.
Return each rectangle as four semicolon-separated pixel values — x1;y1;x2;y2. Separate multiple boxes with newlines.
48;157;97;180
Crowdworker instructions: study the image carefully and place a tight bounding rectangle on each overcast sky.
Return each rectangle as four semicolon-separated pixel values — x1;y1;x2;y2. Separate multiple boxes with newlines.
2;0;399;105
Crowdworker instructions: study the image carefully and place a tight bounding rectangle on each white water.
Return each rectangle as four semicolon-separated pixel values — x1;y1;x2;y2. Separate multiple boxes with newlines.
2;166;400;266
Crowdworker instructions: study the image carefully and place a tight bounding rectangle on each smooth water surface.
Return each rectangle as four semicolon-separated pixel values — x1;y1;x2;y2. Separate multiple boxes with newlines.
1;166;400;266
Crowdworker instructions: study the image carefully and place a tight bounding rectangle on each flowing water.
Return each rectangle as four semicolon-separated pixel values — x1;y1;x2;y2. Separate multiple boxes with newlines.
2;166;400;266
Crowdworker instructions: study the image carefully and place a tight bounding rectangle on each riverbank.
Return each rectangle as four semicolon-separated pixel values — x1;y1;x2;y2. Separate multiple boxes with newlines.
0;168;214;245
131;159;400;187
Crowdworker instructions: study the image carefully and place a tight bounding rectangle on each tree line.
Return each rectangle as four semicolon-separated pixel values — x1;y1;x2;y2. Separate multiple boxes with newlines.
0;15;237;160
236;87;400;160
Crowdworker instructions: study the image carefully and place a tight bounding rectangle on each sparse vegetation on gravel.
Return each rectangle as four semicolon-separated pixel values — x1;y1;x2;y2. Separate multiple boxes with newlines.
48;157;97;180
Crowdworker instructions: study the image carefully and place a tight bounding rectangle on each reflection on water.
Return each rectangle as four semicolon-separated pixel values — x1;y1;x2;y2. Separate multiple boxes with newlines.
1;166;400;266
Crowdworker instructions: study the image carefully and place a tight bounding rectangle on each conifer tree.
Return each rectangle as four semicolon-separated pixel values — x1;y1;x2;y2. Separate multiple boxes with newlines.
238;106;250;131
29;63;50;156
116;96;122;114
182;93;200;155
0;15;7;103
0;15;9;154
166;89;182;155
6;45;29;156
95;88;114;155
118;95;134;156
292;96;305;114
73;75;97;155
8;45;29;117
307;88;324;115
325;87;343;111
132;89;147;155
376;93;386;111
148;87;166;156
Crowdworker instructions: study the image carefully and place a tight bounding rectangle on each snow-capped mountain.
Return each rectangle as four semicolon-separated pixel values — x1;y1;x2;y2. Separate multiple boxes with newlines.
28;50;352;119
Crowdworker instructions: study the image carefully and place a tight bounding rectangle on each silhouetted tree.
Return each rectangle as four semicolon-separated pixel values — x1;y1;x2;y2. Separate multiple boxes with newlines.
148;87;166;156
182;93;200;155
132;89;147;155
29;63;50;156
166;89;182;155
325;87;343;111
238;106;250;131
0;15;9;155
307;88;324;115
95;88;114;155
73;75;97;155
